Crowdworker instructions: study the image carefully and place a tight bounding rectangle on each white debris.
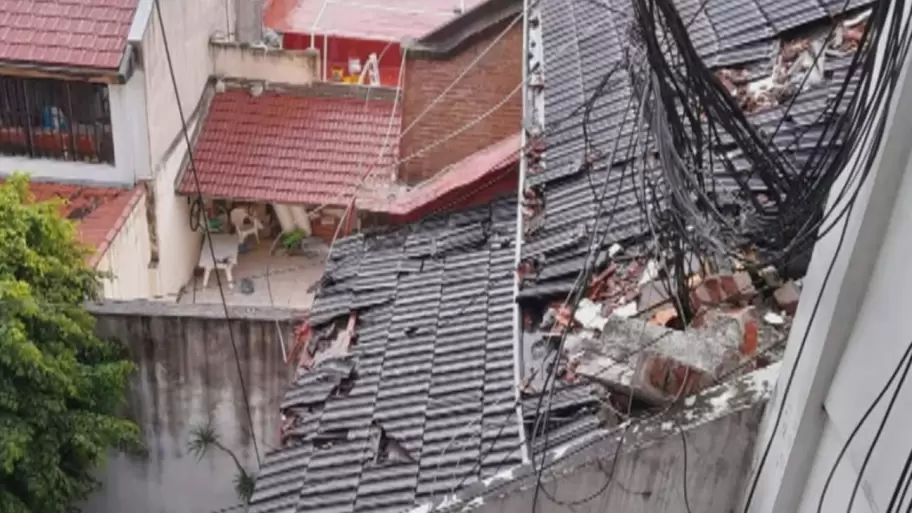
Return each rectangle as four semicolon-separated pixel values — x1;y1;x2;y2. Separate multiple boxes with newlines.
574;298;608;331
608;243;624;257
613;302;639;319
639;260;661;285
763;312;786;325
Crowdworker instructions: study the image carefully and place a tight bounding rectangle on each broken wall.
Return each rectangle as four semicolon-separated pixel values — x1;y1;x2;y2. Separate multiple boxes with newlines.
82;302;297;513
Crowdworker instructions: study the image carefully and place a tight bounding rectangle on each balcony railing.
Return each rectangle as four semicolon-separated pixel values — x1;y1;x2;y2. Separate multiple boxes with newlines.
0;76;114;165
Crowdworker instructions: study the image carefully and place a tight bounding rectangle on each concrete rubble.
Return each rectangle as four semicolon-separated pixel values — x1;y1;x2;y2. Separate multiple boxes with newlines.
528;248;799;411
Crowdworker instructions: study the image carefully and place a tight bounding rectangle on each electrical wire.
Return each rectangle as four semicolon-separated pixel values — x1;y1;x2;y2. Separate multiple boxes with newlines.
741;2;912;509
153;0;261;466
814;338;912;513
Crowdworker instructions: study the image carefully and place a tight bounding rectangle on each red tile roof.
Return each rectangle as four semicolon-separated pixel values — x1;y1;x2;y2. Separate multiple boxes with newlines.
265;0;486;41
14;181;144;267
380;133;520;215
0;0;139;70
177;89;401;206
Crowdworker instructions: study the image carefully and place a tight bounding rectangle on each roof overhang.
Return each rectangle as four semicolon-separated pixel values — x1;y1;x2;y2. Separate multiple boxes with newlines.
0;46;135;85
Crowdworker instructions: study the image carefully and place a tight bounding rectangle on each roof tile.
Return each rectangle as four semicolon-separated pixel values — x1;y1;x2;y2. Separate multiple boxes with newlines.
10;180;143;266
0;0;138;70
177;89;401;207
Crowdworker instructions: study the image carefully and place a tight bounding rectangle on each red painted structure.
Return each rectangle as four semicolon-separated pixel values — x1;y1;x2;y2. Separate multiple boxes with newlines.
264;0;486;87
283;33;403;87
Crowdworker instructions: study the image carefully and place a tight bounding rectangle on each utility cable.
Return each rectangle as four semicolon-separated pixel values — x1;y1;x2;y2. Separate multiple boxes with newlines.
153;0;261;466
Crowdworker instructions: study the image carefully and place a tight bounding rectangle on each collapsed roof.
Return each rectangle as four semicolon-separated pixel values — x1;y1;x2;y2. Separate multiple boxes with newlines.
249;198;523;513
246;0;875;509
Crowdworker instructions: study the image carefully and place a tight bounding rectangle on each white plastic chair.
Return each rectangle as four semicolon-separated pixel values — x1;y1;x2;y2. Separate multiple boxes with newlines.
230;207;263;244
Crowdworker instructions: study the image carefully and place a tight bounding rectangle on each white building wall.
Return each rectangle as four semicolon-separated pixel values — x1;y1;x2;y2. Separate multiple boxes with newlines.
96;191;154;300
137;0;230;299
143;0;230;169
152;130;203;300
745;8;912;513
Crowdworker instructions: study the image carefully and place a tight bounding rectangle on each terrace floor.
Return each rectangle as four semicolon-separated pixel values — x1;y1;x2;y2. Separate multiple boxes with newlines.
178;237;328;309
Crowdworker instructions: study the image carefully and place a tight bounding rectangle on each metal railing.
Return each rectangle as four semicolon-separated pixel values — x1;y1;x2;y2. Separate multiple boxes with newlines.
0;76;114;164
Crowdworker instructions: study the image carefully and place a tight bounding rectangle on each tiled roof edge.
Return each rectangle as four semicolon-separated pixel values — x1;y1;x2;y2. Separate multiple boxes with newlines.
88;185;145;268
403;0;522;60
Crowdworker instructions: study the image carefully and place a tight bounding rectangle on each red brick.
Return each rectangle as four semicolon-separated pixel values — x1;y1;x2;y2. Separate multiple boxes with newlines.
703;306;760;357
690;271;756;311
643;354;711;398
399;20;523;184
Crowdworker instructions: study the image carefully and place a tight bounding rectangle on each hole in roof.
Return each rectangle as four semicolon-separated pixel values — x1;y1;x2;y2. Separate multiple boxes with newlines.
314;428;349;450
371;421;416;465
335;369;358;397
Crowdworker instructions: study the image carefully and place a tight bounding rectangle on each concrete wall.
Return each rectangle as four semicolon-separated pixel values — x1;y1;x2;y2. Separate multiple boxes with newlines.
210;40;319;85
399;19;523;184
417;364;779;513
96;189;154;300
745;9;912;513
84;302;298;513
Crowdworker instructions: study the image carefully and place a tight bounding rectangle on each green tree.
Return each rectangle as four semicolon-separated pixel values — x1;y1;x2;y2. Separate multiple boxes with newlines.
0;174;143;513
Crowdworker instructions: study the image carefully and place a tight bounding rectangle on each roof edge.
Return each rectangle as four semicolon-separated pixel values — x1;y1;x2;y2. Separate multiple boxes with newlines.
402;0;522;59
0;59;127;84
410;362;781;512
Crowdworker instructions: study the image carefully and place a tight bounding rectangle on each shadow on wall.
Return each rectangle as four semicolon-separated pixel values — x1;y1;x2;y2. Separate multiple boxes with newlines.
82;305;293;513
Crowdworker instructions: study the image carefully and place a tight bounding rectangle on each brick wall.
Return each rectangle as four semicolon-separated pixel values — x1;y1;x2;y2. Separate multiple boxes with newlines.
399;20;522;184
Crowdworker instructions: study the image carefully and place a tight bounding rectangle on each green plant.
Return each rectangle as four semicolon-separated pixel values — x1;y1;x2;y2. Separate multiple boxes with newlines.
187;423;255;504
281;229;306;251
0;173;143;513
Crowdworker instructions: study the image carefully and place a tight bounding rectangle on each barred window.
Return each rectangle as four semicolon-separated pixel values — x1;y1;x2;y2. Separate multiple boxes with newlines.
0;76;114;164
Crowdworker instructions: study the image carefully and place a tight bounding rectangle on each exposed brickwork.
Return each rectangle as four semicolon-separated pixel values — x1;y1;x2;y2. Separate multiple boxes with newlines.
399;20;523;184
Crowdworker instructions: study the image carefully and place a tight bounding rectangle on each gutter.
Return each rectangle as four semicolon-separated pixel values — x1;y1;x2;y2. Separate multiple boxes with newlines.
511;0;532;466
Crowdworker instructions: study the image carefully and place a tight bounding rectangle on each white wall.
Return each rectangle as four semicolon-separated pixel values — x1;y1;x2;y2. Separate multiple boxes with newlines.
152;130;203;300
143;0;231;169
96;190;154;300
745;9;912;513
137;0;230;300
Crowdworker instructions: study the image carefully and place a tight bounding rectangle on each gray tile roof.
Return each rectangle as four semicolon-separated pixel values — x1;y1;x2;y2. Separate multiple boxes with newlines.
249;198;524;513
520;0;871;300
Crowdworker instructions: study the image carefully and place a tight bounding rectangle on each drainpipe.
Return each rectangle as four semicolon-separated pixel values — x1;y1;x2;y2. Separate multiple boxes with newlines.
511;0;531;465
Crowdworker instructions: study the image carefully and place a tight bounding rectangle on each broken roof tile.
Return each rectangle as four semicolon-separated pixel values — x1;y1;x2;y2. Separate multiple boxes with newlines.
249;197;521;512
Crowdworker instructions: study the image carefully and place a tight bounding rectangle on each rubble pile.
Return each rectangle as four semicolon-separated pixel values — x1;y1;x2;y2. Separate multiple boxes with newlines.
520;244;803;426
716;10;868;114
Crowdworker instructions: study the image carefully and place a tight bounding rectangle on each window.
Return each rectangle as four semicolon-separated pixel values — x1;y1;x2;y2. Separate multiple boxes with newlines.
0;76;114;164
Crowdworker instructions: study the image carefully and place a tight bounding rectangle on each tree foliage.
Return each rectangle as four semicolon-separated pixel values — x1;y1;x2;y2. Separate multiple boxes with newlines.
0;174;143;513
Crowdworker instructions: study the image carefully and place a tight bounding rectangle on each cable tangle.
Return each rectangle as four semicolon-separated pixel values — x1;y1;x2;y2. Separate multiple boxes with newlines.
519;0;912;509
